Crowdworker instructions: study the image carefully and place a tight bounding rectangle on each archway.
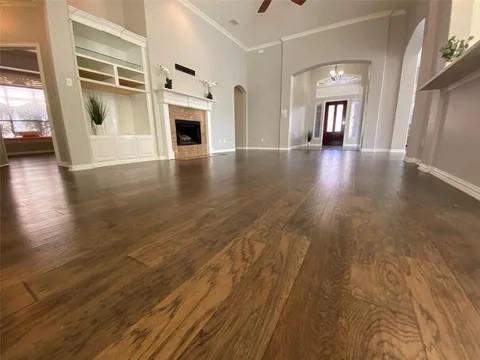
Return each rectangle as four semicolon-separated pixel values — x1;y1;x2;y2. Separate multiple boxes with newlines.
390;19;425;151
289;61;371;149
234;85;247;148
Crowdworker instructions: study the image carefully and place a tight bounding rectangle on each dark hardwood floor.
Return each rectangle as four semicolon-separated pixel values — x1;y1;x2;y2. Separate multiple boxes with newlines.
1;150;480;359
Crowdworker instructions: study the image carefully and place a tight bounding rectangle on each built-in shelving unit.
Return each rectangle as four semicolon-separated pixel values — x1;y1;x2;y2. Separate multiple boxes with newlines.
421;41;480;90
69;6;157;166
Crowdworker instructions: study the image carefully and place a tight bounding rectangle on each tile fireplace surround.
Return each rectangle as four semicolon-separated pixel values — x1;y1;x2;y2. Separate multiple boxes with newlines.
155;89;214;160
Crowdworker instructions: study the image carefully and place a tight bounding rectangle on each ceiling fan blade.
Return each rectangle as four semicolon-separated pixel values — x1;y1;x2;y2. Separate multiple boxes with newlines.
258;0;272;13
291;0;306;5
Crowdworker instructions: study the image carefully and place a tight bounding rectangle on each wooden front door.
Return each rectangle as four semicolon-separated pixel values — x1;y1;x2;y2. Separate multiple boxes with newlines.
322;100;347;146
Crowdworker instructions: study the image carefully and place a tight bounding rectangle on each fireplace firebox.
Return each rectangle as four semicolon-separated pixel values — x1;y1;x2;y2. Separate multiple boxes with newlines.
175;119;201;146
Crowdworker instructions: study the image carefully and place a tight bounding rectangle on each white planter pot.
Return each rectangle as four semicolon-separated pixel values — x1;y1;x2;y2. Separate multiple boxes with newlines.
94;124;105;135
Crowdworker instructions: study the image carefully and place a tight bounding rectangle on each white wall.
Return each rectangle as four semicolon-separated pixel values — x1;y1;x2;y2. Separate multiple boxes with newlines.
144;0;247;153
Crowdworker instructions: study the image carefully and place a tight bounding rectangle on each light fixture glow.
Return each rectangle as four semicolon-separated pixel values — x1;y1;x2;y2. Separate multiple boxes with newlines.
329;65;344;82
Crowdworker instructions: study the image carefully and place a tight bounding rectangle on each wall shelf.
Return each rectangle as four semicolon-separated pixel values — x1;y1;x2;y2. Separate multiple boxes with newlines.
80;77;146;95
0;65;40;75
78;67;114;81
421;41;480;90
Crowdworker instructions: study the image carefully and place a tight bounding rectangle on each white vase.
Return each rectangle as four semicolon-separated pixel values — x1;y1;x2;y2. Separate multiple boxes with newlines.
94;124;105;135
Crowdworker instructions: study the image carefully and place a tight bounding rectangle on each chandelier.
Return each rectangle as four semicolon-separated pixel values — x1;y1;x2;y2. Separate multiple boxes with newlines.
329;65;344;82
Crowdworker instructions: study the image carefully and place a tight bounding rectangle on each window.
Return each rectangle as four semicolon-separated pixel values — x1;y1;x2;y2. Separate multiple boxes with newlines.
326;105;335;132
0;85;51;138
313;104;322;138
334;104;344;132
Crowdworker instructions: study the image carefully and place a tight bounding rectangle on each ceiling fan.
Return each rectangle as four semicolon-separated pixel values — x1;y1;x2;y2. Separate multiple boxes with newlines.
258;0;306;13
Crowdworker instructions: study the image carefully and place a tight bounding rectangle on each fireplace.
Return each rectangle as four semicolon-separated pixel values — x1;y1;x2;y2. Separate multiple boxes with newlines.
175;119;201;146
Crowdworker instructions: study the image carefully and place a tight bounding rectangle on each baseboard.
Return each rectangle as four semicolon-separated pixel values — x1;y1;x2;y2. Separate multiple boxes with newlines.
418;163;432;173
430;167;480;201
69;156;158;171
239;147;282;150
404;156;421;165
0;163;8;168
390;149;406;154
7;150;55;156
361;148;390;152
212;148;236;154
57;161;70;168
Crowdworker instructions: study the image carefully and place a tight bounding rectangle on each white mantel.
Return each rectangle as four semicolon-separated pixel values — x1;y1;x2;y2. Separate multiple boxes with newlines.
154;88;215;160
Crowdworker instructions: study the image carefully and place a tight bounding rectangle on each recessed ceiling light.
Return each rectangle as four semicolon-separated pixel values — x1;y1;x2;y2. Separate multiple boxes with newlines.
228;19;239;26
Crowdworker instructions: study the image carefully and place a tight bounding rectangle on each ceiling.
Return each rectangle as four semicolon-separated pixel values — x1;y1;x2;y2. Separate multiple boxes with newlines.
188;0;414;48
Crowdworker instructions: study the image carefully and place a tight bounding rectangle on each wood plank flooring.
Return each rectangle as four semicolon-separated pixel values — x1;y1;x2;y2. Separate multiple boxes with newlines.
1;150;480;359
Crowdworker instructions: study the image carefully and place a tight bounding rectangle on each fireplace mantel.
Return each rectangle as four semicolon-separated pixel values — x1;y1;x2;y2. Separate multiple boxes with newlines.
154;89;214;159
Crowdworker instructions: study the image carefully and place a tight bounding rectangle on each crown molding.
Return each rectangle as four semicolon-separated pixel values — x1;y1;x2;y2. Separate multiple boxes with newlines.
177;0;248;51
280;9;406;43
248;40;282;52
177;0;406;53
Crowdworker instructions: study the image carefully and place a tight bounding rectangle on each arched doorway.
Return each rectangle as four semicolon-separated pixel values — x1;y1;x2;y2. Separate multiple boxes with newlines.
391;19;425;151
234;85;247;149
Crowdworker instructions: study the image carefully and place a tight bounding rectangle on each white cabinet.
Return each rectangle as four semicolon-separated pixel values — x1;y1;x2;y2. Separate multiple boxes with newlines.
90;136;155;164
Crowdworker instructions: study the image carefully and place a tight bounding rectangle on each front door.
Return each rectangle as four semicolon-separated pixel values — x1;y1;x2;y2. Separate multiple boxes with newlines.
322;100;347;146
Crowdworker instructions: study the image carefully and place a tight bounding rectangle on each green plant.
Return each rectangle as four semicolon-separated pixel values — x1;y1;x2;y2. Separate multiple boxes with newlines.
307;130;313;143
440;36;474;61
86;94;108;126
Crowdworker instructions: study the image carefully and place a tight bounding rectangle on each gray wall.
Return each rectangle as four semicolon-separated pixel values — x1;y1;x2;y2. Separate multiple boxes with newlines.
234;86;246;148
144;0;247;152
433;78;480;186
44;0;93;166
0;136;7;167
68;0;147;36
246;13;408;150
405;0;480;189
246;44;282;148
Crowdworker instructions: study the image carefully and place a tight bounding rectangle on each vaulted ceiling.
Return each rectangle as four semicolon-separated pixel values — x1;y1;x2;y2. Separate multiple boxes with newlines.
188;0;414;48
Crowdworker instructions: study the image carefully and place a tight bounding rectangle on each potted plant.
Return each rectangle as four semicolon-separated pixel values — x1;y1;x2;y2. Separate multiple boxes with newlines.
306;130;313;146
440;35;474;62
86;94;108;135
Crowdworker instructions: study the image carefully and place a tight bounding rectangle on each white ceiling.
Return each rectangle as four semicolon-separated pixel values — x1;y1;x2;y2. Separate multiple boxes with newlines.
188;0;414;48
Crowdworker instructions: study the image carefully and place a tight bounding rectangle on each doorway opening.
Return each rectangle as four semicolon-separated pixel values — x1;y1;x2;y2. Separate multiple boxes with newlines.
0;46;56;162
391;19;425;151
322;100;347;146
289;61;370;149
234;85;247;149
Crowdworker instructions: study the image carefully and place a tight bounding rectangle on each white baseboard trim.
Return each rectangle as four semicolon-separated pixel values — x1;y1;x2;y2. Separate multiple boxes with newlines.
69;156;158;171
57;161;70;168
430;167;480;201
418;163;432;173
361;148;390;152
404;156;421;165
390;149;406;154
212;148;236;154
238;147;281;150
